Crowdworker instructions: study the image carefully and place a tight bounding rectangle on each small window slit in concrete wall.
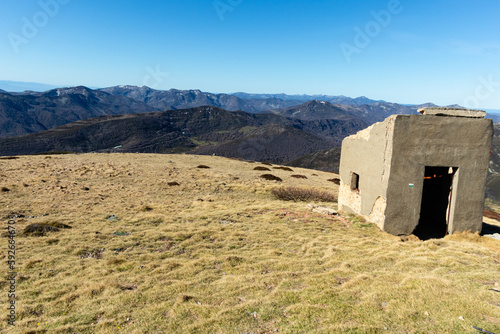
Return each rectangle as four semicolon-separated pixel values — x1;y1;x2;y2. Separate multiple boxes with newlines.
351;172;359;191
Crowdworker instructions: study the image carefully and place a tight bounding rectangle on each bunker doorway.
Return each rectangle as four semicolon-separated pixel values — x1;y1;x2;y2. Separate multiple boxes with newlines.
413;166;458;240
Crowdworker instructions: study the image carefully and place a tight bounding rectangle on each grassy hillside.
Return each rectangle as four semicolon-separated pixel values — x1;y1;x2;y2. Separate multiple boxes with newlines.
0;153;499;333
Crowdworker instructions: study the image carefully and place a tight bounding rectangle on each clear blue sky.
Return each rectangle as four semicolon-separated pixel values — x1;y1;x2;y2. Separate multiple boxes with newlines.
1;0;500;108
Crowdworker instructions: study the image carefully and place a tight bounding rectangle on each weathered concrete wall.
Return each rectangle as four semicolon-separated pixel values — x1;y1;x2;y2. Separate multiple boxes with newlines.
338;112;493;237
384;115;493;235
338;117;395;228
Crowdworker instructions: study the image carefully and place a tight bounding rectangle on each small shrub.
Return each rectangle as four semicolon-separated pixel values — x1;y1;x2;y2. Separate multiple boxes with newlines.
273;166;293;172
1;187;10;192
271;186;336;202
327;178;341;185
50;222;72;229
177;294;195;303
291;175;307;179
254;166;271;171
197;165;211;169
261;162;273;166
168;181;180;186
0;156;19;160
23;222;71;236
24;224;59;236
260;174;283;182
141;205;154;212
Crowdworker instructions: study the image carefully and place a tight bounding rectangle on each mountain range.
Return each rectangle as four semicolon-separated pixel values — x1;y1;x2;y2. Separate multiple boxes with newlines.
2;84;500;181
0;86;155;138
0;85;459;139
231;92;383;105
0;105;366;165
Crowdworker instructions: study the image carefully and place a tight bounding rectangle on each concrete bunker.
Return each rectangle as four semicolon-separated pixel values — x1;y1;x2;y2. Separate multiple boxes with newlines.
338;108;493;239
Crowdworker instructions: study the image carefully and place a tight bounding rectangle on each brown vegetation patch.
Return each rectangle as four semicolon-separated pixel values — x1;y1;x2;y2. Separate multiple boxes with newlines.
253;166;271;171
259;174;283;182
168;181;181;186
23;222;72;236
271;186;336;202
261;162;273;166
197;165;211;169
177;294;195;303
0;156;20;160
1;187;10;192
273;166;293;171
328;178;341;185
118;283;137;291
291;174;307;179
140;205;154;212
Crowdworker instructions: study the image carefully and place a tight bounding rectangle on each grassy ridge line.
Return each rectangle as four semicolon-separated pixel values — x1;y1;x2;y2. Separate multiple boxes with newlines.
0;153;498;333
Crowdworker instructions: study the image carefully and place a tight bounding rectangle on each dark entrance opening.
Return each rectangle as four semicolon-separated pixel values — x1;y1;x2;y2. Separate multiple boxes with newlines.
413;166;457;240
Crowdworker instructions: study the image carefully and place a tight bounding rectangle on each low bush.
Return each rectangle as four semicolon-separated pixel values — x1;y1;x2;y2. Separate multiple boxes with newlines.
273;166;293;171
327;178;341;185
291;175;307;179
260;174;283;182
254;166;271;171
197;165;211;169
271;186;336;202
23;222;71;236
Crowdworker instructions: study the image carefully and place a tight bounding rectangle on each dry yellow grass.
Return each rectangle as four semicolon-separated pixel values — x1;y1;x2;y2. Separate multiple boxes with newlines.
0;153;499;333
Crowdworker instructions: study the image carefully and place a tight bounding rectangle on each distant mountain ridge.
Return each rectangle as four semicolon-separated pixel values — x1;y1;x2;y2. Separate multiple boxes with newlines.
231;92;383;105
0;86;156;138
2;84;494;141
264;99;435;124
0;106;367;164
99;86;302;114
264;100;354;121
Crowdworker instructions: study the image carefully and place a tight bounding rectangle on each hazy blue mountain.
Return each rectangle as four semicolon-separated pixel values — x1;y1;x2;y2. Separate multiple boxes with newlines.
100;86;301;113
231;92;383;105
0;80;60;93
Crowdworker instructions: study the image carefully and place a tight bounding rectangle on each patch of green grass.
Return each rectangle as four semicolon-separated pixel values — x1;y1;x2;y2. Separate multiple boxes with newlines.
190;138;217;147
238;126;258;134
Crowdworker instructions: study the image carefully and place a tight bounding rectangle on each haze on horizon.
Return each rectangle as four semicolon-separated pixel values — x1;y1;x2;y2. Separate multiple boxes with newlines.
1;0;499;109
